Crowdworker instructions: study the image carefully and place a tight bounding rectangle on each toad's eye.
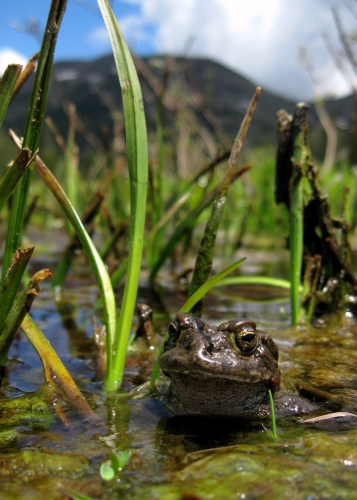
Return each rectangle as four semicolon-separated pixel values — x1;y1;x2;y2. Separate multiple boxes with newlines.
234;327;258;354
168;321;181;342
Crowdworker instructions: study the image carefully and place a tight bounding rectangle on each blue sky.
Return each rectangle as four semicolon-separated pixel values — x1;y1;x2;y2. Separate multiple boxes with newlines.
0;0;355;100
0;1;157;61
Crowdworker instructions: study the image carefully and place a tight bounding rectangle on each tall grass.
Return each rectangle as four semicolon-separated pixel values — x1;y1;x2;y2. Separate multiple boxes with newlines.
0;65;22;128
2;0;144;394
188;88;260;315
289;132;305;325
2;0;67;279
97;0;148;391
1;0;356;409
10;130;117;382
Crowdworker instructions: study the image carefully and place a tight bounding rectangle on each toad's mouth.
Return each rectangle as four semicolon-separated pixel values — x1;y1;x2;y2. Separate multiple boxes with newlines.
161;367;280;385
162;372;279;417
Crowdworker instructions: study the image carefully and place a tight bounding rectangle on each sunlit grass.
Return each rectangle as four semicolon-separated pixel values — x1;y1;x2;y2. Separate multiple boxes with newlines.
97;0;148;391
268;389;277;441
0;0;356;418
2;0;67;279
0;64;22;128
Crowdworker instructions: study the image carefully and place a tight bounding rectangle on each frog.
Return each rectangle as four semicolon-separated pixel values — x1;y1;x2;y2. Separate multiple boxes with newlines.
158;312;316;418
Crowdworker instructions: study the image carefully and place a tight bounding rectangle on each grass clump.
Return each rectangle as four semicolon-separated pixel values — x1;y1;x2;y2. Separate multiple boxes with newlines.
1;0;148;393
1;0;356;419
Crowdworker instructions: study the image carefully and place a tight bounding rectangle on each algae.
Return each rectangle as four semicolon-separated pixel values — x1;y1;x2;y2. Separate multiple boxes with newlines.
1;273;357;499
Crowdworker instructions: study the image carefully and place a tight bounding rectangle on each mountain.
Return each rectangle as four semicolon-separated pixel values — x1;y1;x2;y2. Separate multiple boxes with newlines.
3;54;355;159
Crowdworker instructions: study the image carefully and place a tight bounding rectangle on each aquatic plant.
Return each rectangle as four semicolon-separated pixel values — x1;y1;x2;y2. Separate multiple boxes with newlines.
1;0;149;394
1;0;356;435
0;253;53;375
2;0;67;279
97;0;148;391
99;449;131;481
0;39;55;389
1;4;357;500
9;130;117;389
21;314;100;423
275;104;310;324
268;389;277;441
0;64;22;128
0;0;134;403
275;104;356;324
188;87;260;315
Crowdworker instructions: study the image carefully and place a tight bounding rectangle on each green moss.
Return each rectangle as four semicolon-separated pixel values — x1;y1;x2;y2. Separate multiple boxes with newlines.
0;430;18;450
0;449;90;481
0;385;64;427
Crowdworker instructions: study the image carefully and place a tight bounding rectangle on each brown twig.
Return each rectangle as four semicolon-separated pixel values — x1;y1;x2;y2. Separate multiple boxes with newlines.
326;236;357;288
188;88;260;313
11;52;39;102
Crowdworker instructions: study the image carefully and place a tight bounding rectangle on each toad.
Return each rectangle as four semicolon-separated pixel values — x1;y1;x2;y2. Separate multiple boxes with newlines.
158;312;316;417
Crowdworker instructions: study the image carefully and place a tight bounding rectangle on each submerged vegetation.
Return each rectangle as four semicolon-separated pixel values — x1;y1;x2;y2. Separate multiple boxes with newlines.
0;0;357;498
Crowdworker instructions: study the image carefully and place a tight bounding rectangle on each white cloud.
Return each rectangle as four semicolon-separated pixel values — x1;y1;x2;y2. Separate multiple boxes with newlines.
87;26;110;47
87;14;152;51
0;48;27;75
128;0;355;100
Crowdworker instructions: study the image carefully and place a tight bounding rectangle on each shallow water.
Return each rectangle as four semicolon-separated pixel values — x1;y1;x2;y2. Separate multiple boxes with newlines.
1;255;357;499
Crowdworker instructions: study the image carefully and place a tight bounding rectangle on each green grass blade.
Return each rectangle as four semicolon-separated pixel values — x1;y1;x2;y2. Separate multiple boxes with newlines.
0;268;52;366
97;0;148;391
149;257;246;389
268;389;277;441
147;149;230;270
10;131;117;380
51;190;105;288
289;173;303;325
148;164;251;282
289;105;310;325
2;0;67;280
188;88;260;315
0;148;36;214
21;314;100;423
0;247;34;334
150;193;191;239
36;158;116;378
63;103;79;234
214;276;293;289
0;64;22;128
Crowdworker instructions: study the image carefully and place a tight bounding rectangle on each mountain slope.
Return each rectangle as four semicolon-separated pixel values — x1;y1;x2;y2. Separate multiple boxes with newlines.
3;54;353;158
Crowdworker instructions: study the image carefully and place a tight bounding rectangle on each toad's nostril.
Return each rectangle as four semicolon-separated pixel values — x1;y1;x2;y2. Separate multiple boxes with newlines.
207;342;214;353
184;340;193;350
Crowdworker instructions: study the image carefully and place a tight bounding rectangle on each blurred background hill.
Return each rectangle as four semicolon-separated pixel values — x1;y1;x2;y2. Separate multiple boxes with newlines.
3;54;356;164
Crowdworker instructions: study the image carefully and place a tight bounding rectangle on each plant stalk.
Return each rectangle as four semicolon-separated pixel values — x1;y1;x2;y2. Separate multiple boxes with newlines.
188;88;260;315
2;0;67;280
97;0;148;391
0;64;22;128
